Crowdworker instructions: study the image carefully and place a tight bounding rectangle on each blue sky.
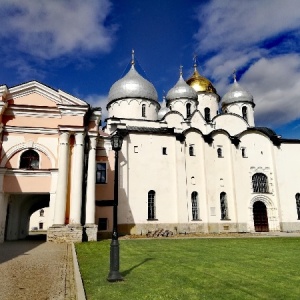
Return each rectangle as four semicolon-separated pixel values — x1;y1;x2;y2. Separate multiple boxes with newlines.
1;0;300;138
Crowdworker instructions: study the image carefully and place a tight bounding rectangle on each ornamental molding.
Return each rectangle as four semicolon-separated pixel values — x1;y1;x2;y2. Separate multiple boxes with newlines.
3;126;58;135
1;141;56;168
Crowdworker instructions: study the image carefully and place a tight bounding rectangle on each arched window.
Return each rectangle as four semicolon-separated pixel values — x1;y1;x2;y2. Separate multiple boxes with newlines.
242;106;248;122
296;193;300;219
40;209;44;217
204;107;210;122
148;190;156;220
186;103;191;118
252;173;269;193
217;147;222;158
142;104;146;117
189;145;194;156
220;192;228;220
20;150;39;169
191;192;199;220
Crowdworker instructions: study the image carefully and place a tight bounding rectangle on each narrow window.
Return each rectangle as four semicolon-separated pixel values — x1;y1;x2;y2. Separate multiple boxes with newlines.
148;190;156;220
242;106;248;122
217;147;222;158
252;173;269;193
142;104;146;117
20;150;39;169
204;107;210;122
162;147;167;155
96;162;107;184
189;145;194;156
186;103;191;118
98;218;108;230
241;148;246;158
39;222;43;230
220;192;228;220
40;209;44;217
134;146;138;153
191;191;199;220
296;193;300;219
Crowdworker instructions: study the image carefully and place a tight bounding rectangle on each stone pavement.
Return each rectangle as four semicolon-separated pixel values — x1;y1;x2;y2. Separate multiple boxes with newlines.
0;238;77;300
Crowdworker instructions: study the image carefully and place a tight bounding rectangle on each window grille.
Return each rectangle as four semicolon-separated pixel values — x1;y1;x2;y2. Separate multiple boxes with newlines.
142;104;146;117
96;163;107;184
252;173;269;193
148;190;156;219
20;150;39;169
217;148;222;158
204;107;211;122
220;192;228;220
296;193;300;219
191;191;199;220
242;106;248;122
186;103;191;118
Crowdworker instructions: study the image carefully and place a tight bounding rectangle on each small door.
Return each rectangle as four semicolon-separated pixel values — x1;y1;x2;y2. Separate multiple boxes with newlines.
253;201;269;232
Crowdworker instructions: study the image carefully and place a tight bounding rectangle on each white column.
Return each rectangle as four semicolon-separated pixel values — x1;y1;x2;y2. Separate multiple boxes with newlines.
53;132;70;225
85;136;97;224
69;132;85;224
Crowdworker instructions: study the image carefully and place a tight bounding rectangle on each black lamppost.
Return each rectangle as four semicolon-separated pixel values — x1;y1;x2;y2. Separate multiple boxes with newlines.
107;131;124;282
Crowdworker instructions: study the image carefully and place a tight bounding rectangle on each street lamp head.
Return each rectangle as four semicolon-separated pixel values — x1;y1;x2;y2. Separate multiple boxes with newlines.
111;132;123;151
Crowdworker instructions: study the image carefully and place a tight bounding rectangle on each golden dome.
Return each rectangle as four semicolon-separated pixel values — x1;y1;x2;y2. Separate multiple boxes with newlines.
186;67;217;94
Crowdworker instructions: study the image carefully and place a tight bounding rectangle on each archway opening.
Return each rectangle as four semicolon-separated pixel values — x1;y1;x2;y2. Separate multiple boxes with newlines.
253;201;269;232
5;194;49;241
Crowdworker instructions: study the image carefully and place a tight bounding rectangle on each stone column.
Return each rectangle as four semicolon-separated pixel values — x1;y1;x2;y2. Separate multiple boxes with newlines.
53;131;70;225
86;136;97;224
69;132;85;225
85;136;98;241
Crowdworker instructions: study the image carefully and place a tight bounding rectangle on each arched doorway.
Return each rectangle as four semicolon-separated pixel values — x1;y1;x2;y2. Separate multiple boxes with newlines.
253;201;269;232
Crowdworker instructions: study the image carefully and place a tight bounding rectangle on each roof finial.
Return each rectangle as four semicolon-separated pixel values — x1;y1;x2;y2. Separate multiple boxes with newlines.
180;65;183;77
193;54;198;70
233;69;237;82
131;49;135;66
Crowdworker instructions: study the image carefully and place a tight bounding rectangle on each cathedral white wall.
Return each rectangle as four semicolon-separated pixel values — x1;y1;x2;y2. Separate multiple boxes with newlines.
223;103;255;127
197;93;219;120
214;114;248;136
168;99;197;119
119;133;178;225
108;99;159;120
274;143;300;230
233;133;280;231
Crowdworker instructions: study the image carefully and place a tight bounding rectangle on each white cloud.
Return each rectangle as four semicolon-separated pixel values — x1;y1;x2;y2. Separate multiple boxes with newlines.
0;0;116;59
240;54;300;127
194;0;300;127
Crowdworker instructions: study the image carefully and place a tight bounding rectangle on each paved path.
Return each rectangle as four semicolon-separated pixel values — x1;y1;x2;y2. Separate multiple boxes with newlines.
0;239;76;300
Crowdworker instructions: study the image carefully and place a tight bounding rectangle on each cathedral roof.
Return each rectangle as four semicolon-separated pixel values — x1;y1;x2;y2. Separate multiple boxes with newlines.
186;63;217;94
222;75;253;107
166;69;198;102
108;61;158;104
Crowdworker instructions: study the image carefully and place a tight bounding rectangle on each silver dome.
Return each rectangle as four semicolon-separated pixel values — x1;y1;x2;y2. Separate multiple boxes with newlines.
166;75;198;102
222;79;253;106
108;66;158;103
158;97;170;120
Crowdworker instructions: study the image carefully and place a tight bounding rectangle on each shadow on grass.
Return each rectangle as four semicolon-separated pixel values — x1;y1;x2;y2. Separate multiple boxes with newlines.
121;257;154;277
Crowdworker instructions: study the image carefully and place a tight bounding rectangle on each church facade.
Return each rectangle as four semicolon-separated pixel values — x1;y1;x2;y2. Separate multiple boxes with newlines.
1;56;300;243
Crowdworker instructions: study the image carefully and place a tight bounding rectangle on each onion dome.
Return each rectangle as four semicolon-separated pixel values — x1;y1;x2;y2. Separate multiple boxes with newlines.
222;74;253;107
166;67;198;102
186;61;216;93
108;53;158;103
158;96;170;120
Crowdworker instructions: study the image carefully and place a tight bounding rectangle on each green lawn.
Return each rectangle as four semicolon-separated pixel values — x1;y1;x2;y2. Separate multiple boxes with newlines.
75;237;300;300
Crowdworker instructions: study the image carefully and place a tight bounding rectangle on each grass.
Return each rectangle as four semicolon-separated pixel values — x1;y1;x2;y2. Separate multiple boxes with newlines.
75;237;300;300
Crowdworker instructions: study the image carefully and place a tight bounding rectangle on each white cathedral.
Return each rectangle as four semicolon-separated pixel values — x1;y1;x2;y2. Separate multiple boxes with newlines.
1;53;300;243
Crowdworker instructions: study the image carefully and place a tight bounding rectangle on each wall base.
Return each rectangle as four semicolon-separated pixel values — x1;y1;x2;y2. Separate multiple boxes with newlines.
47;225;83;243
84;224;98;241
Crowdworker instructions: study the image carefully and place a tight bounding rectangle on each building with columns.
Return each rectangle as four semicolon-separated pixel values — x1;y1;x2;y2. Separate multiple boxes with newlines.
1;55;300;243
